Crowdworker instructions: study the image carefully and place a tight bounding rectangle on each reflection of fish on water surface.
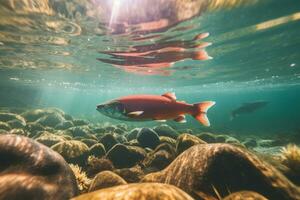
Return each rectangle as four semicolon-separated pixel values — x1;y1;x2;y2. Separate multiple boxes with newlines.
230;101;269;120
97;33;212;76
96;92;216;126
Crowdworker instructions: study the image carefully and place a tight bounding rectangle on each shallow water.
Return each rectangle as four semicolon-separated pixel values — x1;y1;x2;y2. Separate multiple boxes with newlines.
0;0;300;135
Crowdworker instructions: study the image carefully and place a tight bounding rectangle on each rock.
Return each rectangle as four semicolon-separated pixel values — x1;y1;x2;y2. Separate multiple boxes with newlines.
72;183;194;200
7;119;26;129
224;136;241;145
126;128;140;141
197;132;217;143
36;112;65;128
143;143;176;171
115;134;128;143
106;144;146;168
0;134;78;200
100;133;119;151
114;166;144;183
51;140;89;166
114;128;125;135
87;157;114;178
21;108;64;122
142;144;300;200
160;136;176;147
81;139;98;147
0;129;7;134
0;122;11;131
25;122;45;136
36;131;67;147
243;138;257;148
73;119;89;126
176;133;206;155
55;120;74;130
0;113;26;126
258;139;285;147
89;171;127;192
116;124;128;131
137;128;160;149
153;124;179;139
104;125;117;133
89;143;106;157
9;128;28;136
223;191;268;200
68;126;96;139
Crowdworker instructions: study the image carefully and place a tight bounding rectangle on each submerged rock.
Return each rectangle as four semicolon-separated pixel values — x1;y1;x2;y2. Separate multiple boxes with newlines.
51;140;89;166
86;157;114;178
36;112;65;128
55;120;74;130
223;191;268;200
154;124;179;139
89;143;106;157
106;144;146;168
160;136;177;147
89;171;127;192
81;139;98;147
143;143;300;200
0;113;26;127
72;119;89;126
0;122;11;131
72;183;194;200
242;138;258;148
9;128;28;136
143;143;176;171
137;127;160;149
197;132;217;143
114;166;144;183
36;131;67;147
0;134;78;200
175;133;206;155
100;133;119;151
126;128;140;141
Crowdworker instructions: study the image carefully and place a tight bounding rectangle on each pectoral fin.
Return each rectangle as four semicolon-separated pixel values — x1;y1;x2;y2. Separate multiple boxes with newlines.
174;115;186;123
127;111;144;116
154;119;167;122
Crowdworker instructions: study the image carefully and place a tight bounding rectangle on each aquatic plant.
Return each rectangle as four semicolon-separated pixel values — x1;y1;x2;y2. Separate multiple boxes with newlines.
69;164;91;194
280;144;300;174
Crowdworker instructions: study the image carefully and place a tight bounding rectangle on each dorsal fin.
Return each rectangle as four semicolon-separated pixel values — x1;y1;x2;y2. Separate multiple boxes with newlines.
162;92;176;101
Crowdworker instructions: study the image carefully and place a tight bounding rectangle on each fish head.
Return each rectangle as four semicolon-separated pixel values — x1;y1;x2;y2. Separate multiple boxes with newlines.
96;100;128;120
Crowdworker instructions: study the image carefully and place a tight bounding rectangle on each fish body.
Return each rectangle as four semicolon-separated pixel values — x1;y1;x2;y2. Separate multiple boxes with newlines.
231;101;269;120
97;92;215;126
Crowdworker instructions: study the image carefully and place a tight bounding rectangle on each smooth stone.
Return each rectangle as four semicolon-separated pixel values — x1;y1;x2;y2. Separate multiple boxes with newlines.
223;191;268;200
73;119;89;126
51;140;89;166
160;136;177;147
142;143;300;200
137;127;160;149
89;143;106;157
0;134;78;200
88;171;127;192
36;131;67;147
100;133;119;151
81;139;98;147
114;166;144;183
72;183;195;200
106;144;146;168
153;124;179;139
126;128;140;141
197;132;217;143
87;157;114;178
243;138;258;148
55;120;74;130
175;133;206;154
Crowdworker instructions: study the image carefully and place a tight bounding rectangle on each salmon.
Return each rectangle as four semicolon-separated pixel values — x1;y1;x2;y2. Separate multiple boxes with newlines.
96;92;215;126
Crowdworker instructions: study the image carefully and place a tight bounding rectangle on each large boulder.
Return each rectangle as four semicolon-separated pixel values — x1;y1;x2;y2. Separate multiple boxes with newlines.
0;134;78;200
143;144;300;200
72;183;194;200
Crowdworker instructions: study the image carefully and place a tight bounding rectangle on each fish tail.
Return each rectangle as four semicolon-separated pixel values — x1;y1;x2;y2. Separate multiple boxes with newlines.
192;101;215;126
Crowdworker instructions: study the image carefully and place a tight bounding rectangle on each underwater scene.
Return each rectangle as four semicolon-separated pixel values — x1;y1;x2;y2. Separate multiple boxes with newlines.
0;0;300;199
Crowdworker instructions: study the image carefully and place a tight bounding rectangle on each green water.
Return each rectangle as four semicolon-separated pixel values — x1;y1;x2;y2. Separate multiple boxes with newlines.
0;0;300;137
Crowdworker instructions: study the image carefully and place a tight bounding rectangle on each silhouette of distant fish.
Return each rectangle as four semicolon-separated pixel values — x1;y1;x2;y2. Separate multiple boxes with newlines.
230;101;269;120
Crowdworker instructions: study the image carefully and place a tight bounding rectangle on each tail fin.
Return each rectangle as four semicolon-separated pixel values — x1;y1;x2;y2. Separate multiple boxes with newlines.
193;101;216;126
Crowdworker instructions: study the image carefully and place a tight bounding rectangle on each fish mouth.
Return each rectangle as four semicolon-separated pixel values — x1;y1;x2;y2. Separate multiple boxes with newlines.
96;104;104;111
